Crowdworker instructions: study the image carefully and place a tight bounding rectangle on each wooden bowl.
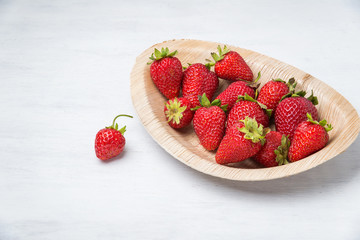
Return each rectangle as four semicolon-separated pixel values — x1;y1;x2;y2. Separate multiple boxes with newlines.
130;39;360;181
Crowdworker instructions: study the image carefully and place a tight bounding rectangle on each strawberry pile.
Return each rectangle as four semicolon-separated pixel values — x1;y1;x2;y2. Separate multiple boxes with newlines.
148;46;333;167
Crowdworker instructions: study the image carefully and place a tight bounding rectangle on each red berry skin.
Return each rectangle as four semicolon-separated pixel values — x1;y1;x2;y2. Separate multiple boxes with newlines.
226;101;269;132
257;81;289;112
215;81;255;111
254;131;283;167
288;121;329;162
216;122;262;164
164;97;193;129
193;106;226;151
215;51;253;82
150;57;183;99
275;97;318;140
95;128;125;161
182;63;219;108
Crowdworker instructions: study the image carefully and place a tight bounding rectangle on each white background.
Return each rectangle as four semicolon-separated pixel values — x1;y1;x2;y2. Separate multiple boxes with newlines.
1;0;360;239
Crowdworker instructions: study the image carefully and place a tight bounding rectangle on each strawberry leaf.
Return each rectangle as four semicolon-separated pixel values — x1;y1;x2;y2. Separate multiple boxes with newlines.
287;77;297;93
274;135;290;165
199;93;211;108
211;99;221;107
238;117;266;145
211;45;230;63
306;113;333;132
119;126;126;135
273;78;286;83
324;124;333;132
147;47;178;64
307;90;318;105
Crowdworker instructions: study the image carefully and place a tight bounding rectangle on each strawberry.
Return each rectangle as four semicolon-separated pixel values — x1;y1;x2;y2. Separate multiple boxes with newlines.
193;94;227;151
253;131;290;167
215;80;256;111
148;47;183;99
95;114;133;161
288;113;333;162
275;91;319;140
216;117;267;164
210;45;253;82
182;63;219;108
226;94;271;132
257;78;297;112
164;97;193;129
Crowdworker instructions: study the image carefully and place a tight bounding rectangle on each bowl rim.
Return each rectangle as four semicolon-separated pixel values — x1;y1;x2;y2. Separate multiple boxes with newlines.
130;39;360;181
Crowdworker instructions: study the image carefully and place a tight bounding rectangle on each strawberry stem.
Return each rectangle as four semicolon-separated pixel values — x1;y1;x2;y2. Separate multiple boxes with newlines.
254;72;261;83
107;114;133;134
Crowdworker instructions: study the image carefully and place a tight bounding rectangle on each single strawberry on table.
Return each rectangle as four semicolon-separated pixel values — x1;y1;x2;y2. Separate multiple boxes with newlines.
95;114;133;161
275;90;319;140
216;117;267;164
226;93;271;132
148;47;183;99
182;63;219;108
209;45;253;82
215;73;259;111
164;97;193;129
193;94;227;151
288;113;333;162
253;131;290;167
257;77;297;113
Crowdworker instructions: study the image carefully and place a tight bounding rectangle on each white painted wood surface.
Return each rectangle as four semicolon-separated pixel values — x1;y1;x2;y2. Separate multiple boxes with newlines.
1;0;360;239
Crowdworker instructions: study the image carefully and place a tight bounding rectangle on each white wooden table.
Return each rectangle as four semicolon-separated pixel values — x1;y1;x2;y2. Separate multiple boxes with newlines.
1;0;359;239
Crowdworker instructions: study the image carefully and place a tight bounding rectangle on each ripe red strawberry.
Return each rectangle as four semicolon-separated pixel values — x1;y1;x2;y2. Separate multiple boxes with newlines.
275;91;319;140
253;131;290;167
215;81;256;111
257;78;296;112
148;47;183;99
95;114;133;161
182;63;219;108
216;117;266;164
226;94;271;132
288;113;333;162
193;94;227;151
210;45;253;82
164;97;193;129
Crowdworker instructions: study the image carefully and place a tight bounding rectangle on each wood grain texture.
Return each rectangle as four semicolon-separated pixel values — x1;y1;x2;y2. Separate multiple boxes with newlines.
130;39;360;181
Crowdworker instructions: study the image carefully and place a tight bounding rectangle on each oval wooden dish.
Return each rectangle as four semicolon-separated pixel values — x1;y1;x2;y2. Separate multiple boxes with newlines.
130;39;360;181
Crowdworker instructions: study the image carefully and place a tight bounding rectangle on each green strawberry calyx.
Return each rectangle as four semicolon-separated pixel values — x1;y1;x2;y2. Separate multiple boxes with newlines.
237;93;272;117
274;135;290;165
106;114;134;135
191;93;228;112
279;88;319;106
165;98;187;124
306;90;319;105
210;45;231;63
147;47;178;65
287;77;297;93
184;63;212;71
238;117;268;145
273;77;297;92
307;113;333;132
